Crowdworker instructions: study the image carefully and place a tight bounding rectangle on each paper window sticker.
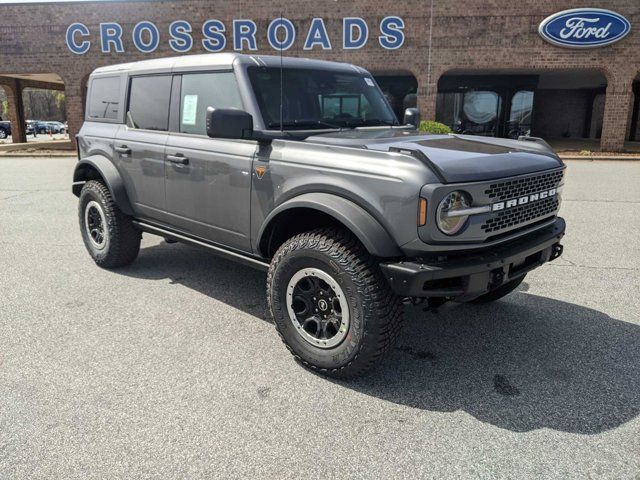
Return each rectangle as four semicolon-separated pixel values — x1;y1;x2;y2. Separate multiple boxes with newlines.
364;77;375;87
182;95;198;126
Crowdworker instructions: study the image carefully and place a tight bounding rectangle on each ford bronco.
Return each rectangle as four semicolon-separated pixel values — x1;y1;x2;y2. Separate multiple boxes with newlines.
73;53;565;377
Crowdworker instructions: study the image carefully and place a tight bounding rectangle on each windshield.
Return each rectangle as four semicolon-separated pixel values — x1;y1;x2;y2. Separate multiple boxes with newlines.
247;67;398;130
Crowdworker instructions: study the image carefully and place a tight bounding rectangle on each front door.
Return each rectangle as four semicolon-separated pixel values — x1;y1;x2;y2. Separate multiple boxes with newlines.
164;71;256;252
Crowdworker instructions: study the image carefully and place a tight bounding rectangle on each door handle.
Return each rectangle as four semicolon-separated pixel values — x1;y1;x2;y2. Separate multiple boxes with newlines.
115;145;131;154
167;154;189;165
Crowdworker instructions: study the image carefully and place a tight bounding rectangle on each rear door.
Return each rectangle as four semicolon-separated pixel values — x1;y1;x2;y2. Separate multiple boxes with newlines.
164;71;256;251
114;75;172;221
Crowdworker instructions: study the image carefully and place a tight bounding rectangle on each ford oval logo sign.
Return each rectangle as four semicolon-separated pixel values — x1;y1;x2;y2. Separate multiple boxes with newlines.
539;8;631;48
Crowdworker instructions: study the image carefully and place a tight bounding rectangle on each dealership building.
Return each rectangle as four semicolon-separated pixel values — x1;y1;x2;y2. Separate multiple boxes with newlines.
0;0;638;151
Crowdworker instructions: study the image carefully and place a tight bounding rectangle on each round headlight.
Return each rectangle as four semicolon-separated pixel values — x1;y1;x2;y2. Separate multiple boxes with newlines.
436;191;471;235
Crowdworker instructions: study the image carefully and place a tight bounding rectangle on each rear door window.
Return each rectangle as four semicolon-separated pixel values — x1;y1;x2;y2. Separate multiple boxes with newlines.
127;75;172;131
88;76;121;120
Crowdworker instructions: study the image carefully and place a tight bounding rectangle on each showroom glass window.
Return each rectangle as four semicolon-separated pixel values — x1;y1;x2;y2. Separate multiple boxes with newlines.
88;76;121;120
436;90;501;136
508;90;534;138
127;76;172;131
179;72;244;135
461;91;501;136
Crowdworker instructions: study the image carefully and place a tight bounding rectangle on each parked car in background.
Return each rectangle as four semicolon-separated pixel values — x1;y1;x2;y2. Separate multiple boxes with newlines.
32;121;49;134
0;120;11;139
46;121;66;134
26;120;37;136
0;119;68;138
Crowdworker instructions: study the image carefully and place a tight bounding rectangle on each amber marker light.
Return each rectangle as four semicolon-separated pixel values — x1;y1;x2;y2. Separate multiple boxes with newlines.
418;198;428;226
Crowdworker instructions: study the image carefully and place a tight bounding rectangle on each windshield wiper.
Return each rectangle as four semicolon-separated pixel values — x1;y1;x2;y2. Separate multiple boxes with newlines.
267;119;343;130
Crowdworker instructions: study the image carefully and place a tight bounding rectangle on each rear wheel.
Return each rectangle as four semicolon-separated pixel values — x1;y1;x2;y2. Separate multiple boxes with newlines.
469;275;525;304
78;180;141;268
0;128;7;139
267;228;403;378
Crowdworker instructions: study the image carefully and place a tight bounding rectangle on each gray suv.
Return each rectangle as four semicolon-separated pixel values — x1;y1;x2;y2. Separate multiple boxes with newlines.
73;53;565;377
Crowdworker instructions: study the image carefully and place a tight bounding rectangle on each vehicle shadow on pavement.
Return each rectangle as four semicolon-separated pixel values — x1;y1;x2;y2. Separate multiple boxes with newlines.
119;241;271;322
122;243;640;435
343;285;640;435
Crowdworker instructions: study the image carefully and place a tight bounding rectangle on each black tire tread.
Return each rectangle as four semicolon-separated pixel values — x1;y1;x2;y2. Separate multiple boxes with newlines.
79;180;140;268
267;227;403;378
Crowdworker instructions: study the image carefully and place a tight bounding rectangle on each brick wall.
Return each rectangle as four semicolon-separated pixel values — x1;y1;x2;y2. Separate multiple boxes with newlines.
0;0;638;150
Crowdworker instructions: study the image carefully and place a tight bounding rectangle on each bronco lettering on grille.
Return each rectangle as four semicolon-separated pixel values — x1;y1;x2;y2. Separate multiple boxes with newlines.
492;188;557;212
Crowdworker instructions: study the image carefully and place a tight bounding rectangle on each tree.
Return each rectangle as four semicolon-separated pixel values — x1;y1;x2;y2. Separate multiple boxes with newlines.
21;88;66;121
0;89;8;119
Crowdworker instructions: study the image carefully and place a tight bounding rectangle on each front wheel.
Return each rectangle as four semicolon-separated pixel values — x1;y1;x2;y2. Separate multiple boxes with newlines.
267;228;403;378
0;129;7;139
78;180;141;268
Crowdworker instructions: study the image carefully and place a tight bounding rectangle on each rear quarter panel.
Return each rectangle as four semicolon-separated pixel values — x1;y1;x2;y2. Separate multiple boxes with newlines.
78;121;119;161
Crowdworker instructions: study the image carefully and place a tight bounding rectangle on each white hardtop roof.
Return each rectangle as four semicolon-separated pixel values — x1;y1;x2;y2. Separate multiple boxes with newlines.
91;53;366;76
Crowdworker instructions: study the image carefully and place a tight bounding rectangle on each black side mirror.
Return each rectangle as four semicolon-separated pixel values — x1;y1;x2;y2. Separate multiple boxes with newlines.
403;108;421;129
206;107;253;140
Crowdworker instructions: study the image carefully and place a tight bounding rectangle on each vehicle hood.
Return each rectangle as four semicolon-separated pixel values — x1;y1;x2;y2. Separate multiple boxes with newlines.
305;129;563;183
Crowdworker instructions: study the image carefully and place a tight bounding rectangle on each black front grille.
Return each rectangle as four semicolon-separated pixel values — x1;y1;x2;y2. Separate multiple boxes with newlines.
485;170;564;201
482;196;560;233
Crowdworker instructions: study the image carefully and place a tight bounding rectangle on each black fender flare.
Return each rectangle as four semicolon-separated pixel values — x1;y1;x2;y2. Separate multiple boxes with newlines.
258;193;402;258
72;156;134;216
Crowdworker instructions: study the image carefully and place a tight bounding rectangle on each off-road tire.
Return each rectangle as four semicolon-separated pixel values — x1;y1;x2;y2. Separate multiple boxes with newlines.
267;228;403;378
78;180;141;268
469;275;526;304
0;128;8;139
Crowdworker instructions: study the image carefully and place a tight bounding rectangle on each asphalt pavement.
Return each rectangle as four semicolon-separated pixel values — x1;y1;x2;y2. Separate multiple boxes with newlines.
1;157;639;479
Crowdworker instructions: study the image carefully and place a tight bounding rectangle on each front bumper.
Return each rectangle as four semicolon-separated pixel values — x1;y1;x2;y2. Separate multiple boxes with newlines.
380;217;565;300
